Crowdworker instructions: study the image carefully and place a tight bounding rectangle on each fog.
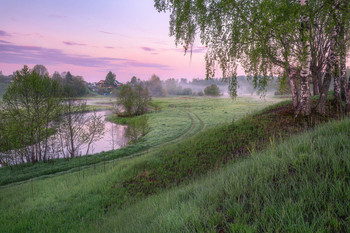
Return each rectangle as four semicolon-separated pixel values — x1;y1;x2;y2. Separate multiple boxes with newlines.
163;77;278;97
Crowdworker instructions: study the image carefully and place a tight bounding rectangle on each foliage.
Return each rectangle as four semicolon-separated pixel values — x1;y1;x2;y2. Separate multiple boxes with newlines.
154;0;350;115
124;115;150;144
117;84;151;117
56;100;105;158
164;78;182;95
105;71;116;86
63;73;88;97
0;73;11;99
164;78;193;96
146;74;166;97
0;65;62;164
53;71;88;97
32;64;49;77
204;84;220;96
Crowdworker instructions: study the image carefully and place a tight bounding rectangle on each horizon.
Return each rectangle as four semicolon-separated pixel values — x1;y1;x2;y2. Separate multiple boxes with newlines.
0;0;244;82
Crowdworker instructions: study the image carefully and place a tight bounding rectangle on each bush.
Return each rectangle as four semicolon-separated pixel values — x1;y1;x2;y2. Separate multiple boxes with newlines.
204;84;220;96
117;84;151;116
181;88;193;95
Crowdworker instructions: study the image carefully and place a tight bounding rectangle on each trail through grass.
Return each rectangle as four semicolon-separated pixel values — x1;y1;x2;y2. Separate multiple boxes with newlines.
0;97;277;185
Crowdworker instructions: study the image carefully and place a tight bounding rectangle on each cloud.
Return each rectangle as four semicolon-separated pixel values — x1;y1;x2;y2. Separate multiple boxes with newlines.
0;40;10;44
63;41;87;46
99;30;128;38
190;46;207;53
141;47;156;52
0;30;11;37
0;41;171;71
171;45;207;54
105;46;114;49
124;61;172;70
0;41;130;68
48;14;66;18
99;30;114;35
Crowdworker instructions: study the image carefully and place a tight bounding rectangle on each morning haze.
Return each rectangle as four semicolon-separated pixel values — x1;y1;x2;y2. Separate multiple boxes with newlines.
0;0;350;232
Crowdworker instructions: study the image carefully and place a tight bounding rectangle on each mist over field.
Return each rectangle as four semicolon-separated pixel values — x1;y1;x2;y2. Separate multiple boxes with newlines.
164;76;278;97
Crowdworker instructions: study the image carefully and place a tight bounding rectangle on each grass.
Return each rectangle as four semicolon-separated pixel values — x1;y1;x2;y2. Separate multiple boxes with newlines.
0;96;347;232
88;118;350;232
0;96;276;185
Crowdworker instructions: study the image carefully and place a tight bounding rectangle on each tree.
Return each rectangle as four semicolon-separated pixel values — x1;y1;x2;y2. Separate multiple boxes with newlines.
154;0;350;116
33;64;49;77
0;65;62;164
134;85;152;115
56;100;105;158
130;76;141;86
62;72;88;97
204;84;220;96
147;74;166;97
105;71;116;86
117;85;135;116
117;84;151;116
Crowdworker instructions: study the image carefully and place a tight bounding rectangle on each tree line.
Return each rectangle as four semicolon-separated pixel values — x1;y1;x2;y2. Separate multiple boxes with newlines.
154;0;350;116
0;65;104;166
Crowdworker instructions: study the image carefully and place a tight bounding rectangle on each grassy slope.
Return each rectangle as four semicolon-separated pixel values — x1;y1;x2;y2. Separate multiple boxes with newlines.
92;118;350;232
1;97;348;232
0;97;276;185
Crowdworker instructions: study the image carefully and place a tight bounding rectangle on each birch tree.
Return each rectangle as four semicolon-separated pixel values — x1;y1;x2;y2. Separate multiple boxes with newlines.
154;0;350;116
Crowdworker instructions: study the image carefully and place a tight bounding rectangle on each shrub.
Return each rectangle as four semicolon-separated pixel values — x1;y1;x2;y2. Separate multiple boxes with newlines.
204;84;220;96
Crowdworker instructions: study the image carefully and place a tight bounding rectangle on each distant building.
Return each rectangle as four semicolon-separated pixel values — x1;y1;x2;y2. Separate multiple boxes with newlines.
97;80;106;87
114;80;123;86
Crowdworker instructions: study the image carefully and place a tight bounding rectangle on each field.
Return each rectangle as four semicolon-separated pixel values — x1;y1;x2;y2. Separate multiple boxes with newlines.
0;96;280;185
1;96;349;232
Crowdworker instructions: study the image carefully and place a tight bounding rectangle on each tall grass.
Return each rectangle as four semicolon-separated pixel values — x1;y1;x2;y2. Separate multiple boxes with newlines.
88;118;350;232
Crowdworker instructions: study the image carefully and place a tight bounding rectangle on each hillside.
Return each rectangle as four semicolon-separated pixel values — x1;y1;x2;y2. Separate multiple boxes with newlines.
91;117;350;232
0;98;349;232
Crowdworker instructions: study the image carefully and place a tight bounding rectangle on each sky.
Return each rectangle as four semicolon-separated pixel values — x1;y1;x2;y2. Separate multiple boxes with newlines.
0;0;227;82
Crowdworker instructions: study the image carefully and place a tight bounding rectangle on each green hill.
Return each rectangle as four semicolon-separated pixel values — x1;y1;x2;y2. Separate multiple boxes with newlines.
92;117;350;232
0;98;348;232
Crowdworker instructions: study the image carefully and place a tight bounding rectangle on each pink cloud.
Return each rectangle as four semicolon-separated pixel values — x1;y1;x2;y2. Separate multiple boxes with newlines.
0;30;11;37
141;46;156;52
63;41;87;46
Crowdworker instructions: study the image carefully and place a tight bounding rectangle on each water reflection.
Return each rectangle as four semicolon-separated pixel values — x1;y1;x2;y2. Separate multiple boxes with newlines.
0;110;130;166
79;110;129;155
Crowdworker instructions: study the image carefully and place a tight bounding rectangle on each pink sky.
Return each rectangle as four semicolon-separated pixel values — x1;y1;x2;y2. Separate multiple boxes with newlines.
0;0;232;83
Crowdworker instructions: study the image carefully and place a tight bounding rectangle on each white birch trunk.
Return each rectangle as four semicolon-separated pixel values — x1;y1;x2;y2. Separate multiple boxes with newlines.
296;0;311;116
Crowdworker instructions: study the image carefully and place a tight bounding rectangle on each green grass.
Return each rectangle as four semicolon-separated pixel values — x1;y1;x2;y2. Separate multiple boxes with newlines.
0;104;348;232
0;97;276;185
89;118;350;232
1;97;347;232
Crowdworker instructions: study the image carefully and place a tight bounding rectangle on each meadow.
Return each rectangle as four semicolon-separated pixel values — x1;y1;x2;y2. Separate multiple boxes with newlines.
1;96;348;232
0;96;279;185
